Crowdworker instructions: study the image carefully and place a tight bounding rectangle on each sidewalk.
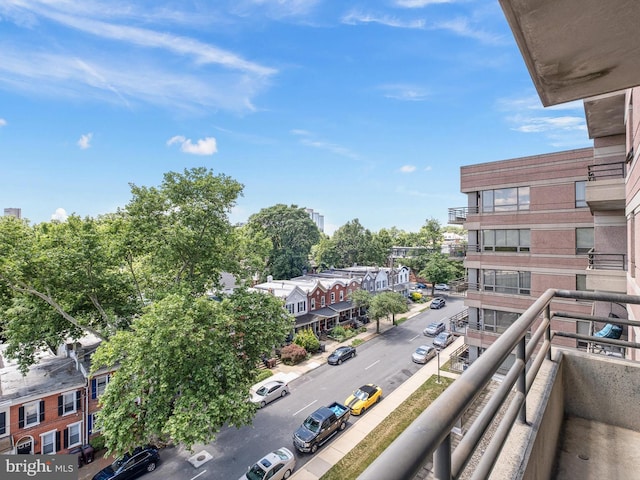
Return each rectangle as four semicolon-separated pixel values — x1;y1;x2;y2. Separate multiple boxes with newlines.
76;301;440;480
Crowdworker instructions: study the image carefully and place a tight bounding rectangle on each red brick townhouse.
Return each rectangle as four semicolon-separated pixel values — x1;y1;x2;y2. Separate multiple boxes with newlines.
0;344;87;455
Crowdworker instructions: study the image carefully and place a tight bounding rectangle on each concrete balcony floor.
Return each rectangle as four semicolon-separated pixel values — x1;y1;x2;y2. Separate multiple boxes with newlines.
556;416;640;479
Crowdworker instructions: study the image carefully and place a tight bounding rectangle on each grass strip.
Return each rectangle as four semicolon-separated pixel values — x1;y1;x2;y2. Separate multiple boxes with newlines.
321;375;454;480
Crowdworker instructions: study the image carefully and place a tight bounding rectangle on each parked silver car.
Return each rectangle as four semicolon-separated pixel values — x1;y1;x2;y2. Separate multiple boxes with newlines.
250;380;290;408
433;332;454;349
412;345;437;364
239;447;296;480
423;321;446;336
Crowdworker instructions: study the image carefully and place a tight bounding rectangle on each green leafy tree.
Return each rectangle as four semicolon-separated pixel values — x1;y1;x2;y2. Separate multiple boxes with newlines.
419;253;458;295
91;290;293;454
368;291;408;333
330;219;376;267
349;289;372;317
0;168;298;455
245;204;320;280
0;215;138;371
125;167;244;298
311;235;340;271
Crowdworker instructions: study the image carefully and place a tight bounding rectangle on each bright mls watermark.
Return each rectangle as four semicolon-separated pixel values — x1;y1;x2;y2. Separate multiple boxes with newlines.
1;455;76;479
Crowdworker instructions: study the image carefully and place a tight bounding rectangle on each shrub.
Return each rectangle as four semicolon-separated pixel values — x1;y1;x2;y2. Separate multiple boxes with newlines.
90;434;106;451
331;325;347;338
293;328;321;353
255;369;274;383
409;292;423;302
280;343;307;365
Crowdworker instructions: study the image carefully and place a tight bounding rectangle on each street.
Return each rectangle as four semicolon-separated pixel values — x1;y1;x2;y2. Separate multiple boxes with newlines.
140;297;465;480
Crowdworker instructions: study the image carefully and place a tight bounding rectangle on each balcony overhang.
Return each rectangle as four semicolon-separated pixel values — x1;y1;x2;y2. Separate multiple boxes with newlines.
498;0;640;107
585;178;625;211
586;268;627;293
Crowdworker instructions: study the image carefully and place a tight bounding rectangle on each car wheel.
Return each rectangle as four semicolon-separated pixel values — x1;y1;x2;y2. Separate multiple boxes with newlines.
351;352;356;358
260;401;266;408
146;462;156;472
283;469;292;479
337;359;342;365
311;443;318;454
281;390;287;397
339;421;347;431
361;407;366;414
377;396;381;403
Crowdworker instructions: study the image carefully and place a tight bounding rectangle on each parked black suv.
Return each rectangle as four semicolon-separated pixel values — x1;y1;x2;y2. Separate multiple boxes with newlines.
92;445;159;480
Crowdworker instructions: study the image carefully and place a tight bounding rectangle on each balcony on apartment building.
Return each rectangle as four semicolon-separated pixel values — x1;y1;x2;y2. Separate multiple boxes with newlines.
586;249;627;293
448;206;479;225
358;289;640;480
585;162;626;212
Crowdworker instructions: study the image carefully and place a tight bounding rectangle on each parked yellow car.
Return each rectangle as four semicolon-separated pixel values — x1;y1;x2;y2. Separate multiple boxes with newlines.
344;384;382;415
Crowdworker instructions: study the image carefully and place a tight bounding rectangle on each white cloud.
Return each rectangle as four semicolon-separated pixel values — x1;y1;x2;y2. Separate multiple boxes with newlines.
498;93;590;147
290;129;311;136
400;165;417;173
380;84;430;102
167;135;218;155
342;11;425;29
51;208;68;221
0;118;6;127
77;132;93;149
0;3;276;113
434;18;504;45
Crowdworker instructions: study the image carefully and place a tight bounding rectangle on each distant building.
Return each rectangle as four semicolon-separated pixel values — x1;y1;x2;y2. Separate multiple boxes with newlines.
4;208;21;219
305;208;324;233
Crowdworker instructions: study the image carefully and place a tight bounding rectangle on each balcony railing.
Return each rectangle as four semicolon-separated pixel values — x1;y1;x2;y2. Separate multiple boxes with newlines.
588;249;627;271
448;206;479;224
587;161;626;180
358;289;640;480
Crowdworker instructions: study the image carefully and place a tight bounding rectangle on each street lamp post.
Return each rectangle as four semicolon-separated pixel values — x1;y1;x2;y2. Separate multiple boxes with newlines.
437;350;441;384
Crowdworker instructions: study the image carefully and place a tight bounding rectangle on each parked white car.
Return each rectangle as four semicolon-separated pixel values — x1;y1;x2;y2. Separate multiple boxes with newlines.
239;447;296;480
250;380;290;408
434;283;450;291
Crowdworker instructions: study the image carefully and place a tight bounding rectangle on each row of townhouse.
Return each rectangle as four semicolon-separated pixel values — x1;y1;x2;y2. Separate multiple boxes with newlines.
252;265;411;335
0;336;112;456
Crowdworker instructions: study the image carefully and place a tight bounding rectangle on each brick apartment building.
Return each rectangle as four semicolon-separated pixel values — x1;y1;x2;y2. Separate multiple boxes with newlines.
452;145;630;367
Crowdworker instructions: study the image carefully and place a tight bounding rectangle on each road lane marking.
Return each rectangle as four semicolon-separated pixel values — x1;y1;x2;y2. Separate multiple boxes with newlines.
410;334;421;342
191;470;207;480
294;400;317;416
365;360;380;370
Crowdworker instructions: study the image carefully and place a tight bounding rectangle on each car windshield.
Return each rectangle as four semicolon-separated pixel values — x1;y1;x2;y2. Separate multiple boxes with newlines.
246;462;268;480
436;333;447;341
255;386;268;396
273;449;290;461
416;348;427;355
303;417;321;433
354;389;368;401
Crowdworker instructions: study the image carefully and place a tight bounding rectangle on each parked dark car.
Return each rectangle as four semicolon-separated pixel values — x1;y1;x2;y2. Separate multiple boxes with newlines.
92;446;159;480
430;297;446;309
423;321;446;337
327;346;356;365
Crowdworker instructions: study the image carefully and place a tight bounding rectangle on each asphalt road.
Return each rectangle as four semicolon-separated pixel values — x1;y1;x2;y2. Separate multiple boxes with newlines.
143;296;466;480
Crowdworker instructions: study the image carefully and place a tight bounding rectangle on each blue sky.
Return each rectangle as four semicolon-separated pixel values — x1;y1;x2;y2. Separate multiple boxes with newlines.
0;0;590;235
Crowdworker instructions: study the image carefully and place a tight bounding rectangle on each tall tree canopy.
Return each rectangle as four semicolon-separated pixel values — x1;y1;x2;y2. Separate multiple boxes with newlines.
91;290;293;454
0;168;294;454
246;204;320;280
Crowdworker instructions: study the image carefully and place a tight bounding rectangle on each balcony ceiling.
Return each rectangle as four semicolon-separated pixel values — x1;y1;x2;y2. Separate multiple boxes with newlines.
499;0;640;107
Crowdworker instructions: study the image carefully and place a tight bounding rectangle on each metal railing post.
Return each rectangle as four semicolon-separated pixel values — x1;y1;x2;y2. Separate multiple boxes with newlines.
516;337;527;424
434;434;452;480
544;304;552;360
